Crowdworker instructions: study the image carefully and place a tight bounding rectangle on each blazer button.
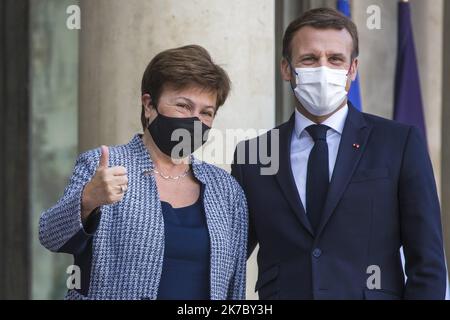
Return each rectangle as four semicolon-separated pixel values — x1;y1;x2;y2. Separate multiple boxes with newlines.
312;248;322;258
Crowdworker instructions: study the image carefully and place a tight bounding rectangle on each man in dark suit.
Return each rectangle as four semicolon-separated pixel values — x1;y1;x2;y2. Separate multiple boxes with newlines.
231;8;446;300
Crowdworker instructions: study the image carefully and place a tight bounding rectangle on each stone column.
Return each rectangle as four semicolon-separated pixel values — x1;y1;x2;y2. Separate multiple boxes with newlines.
78;0;275;151
0;0;30;300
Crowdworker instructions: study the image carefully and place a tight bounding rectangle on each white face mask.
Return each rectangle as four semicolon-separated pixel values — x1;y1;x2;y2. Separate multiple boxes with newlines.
291;66;348;116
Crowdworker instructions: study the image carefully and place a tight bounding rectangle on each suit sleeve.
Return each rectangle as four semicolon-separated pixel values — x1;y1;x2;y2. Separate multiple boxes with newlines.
231;142;258;259
399;126;447;299
39;151;100;255
227;188;248;300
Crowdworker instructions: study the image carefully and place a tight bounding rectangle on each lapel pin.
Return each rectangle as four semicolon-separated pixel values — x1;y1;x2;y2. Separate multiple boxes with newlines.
353;143;360;150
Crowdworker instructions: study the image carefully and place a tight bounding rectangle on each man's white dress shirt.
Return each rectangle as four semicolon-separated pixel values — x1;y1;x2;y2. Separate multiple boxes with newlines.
290;105;348;212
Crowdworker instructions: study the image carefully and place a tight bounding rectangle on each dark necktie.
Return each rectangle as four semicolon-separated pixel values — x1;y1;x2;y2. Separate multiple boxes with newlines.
306;124;330;232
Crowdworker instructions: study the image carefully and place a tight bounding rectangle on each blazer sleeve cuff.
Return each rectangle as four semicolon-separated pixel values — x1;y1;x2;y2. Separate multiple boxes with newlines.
39;187;99;254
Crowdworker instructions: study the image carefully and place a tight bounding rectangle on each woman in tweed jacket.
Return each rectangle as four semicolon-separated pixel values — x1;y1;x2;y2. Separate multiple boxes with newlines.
39;45;248;300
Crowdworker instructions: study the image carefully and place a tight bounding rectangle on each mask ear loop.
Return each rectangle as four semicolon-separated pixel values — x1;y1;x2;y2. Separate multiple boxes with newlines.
346;58;355;78
285;57;298;76
149;94;160;114
344;59;356;96
146;93;159;127
285;57;299;91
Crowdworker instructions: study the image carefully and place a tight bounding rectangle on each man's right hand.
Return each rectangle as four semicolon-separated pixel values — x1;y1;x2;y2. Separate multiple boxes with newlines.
81;146;128;221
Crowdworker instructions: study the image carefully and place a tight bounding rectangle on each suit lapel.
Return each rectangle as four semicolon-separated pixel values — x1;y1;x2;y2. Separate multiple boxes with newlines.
275;115;315;237
315;105;372;237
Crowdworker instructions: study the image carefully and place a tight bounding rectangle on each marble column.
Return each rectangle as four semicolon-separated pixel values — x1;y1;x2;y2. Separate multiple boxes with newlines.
78;0;275;151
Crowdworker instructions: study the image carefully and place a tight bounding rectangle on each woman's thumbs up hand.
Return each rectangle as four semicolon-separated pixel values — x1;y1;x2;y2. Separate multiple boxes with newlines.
81;146;128;222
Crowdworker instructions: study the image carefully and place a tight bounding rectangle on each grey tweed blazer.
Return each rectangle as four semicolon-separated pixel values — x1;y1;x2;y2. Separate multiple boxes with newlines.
39;134;248;300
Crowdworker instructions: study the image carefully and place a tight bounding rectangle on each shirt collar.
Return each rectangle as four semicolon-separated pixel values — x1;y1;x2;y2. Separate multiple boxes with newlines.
294;104;349;139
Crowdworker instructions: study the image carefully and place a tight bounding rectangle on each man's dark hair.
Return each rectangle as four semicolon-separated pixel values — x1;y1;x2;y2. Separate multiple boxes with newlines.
282;7;359;61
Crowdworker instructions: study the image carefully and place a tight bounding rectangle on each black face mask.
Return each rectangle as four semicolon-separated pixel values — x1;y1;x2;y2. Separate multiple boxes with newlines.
147;108;211;159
